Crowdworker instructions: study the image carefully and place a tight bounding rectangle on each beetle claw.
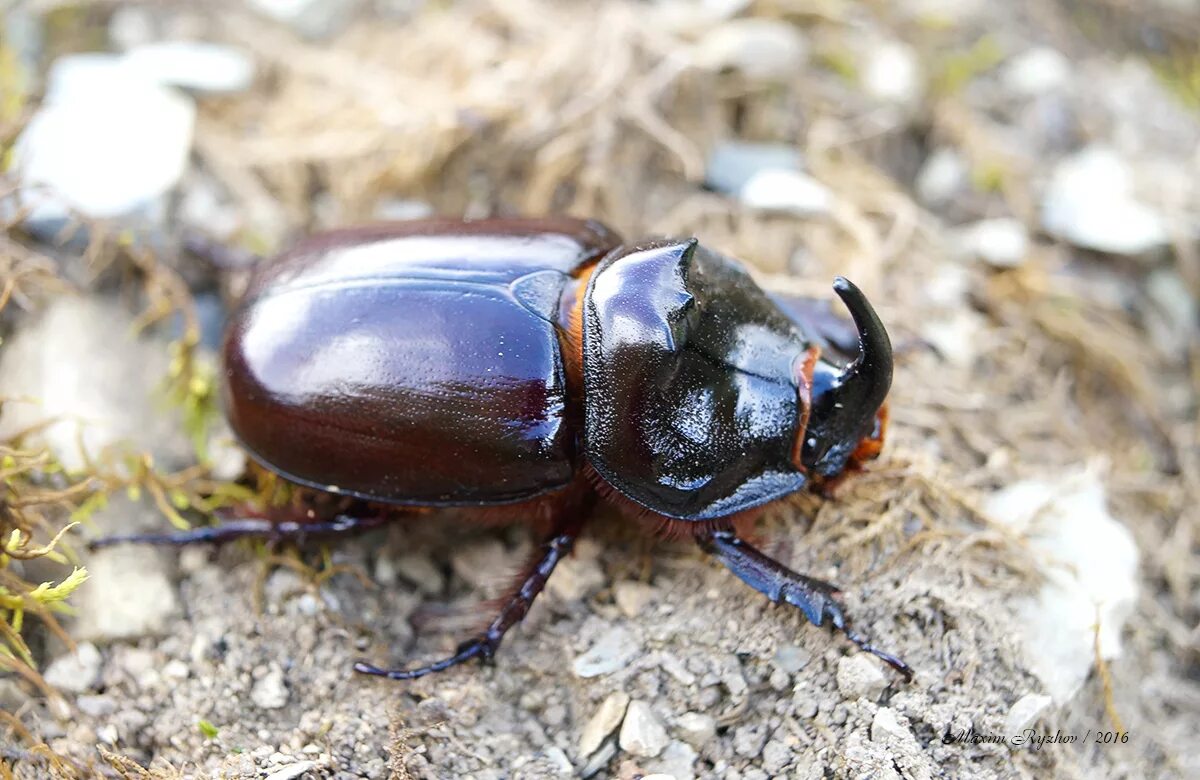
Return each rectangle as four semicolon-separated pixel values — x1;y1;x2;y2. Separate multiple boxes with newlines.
699;529;912;681
353;639;492;681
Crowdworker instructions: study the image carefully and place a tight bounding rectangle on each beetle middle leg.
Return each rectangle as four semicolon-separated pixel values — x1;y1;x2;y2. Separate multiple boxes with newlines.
354;517;583;681
698;528;912;680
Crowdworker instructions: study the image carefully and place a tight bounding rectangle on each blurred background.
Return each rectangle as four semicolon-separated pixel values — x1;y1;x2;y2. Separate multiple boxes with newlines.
1;1;1198;778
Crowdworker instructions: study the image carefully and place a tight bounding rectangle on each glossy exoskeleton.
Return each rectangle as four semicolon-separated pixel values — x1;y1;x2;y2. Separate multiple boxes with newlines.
96;217;910;681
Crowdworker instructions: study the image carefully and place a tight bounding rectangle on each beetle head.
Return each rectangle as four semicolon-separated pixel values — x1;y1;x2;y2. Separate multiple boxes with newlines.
799;277;893;478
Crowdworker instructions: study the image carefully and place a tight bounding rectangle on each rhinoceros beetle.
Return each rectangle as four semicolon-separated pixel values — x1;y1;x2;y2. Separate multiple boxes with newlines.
95;217;911;681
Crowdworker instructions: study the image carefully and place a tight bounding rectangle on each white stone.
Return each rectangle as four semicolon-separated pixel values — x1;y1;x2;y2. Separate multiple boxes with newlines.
573;626;642;678
0;296;192;472
773;644;811;674
547;539;605;601
915;148;968;206
1004;693;1053;737
1041;146;1169;255
247;0;362;40
921;310;985;367
652;0;753;35
578;691;629;758
954;218;1030;267
43;643;102;694
373;198;434;221
619;700;670;758
740;169;832;216
836;655;887;700
613;581;656;618
695;19;807;81
1003;48;1071;96
649;741;697;780
450;539;509;594
863;41;923;106
13;54;194;221
123;42;255;94
73;544;180;642
1146;269;1199;357
706;141;802;196
108;6;156;50
389;553;445;595
870;707;911;743
251;666;289;709
675;712;717;747
264;762;318;780
985;467;1139;702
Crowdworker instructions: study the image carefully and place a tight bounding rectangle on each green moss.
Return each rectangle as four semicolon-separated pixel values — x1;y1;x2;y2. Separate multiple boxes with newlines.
934;36;1006;96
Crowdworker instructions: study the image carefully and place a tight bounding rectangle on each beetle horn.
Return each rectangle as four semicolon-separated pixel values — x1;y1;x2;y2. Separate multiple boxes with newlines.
802;277;893;476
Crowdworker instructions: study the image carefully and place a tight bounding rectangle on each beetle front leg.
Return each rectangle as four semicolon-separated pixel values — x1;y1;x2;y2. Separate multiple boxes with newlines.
697;529;912;681
354;521;581;681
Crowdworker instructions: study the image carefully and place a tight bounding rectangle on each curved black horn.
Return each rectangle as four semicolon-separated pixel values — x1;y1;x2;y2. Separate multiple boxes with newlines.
801;277;893;476
832;276;893;415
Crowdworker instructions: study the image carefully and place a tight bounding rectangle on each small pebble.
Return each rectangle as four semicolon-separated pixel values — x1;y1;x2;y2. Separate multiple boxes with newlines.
373;198;434;221
836;655;887;700
915;148;968;206
613;581;656;618
123;42;255;94
578;691;630;758
773;644;811;675
573;626;642;678
1003;47;1071;97
450;539;510;593
620;701;669;758
762;739;792;774
247;0;361;40
695;19;807;81
1041;146;1168;256
863;41;923;106
76;694;117;718
675;712;716;747
953;218;1029;268
732;723;767;758
251;667;289;710
739;169;832;217
1004;693;1053;737
13;53;194;221
264;762;318;780
547;540;605;601
579;739;618;779
96;724;119;745
871;707;912;743
650;741;697;780
389;553;445;595
162;659;190;681
43;643;102;694
705;141;802;195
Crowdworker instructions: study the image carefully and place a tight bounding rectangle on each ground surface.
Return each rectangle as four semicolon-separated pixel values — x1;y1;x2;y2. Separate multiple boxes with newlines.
2;1;1198;779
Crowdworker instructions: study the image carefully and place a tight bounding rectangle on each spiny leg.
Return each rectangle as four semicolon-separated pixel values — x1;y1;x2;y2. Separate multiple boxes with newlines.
698;529;912;680
354;520;582;681
87;512;392;550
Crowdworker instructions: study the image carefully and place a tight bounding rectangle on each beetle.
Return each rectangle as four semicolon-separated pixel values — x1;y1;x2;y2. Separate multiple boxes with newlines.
95;217;911;681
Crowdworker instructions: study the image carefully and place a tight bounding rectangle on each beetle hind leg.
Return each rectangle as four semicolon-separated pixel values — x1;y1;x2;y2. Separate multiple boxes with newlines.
354;520;581;681
698;529;912;681
87;511;392;550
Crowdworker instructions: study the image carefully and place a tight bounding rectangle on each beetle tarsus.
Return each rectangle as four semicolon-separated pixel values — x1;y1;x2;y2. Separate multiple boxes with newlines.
698;529;911;681
86;512;390;550
353;525;580;682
